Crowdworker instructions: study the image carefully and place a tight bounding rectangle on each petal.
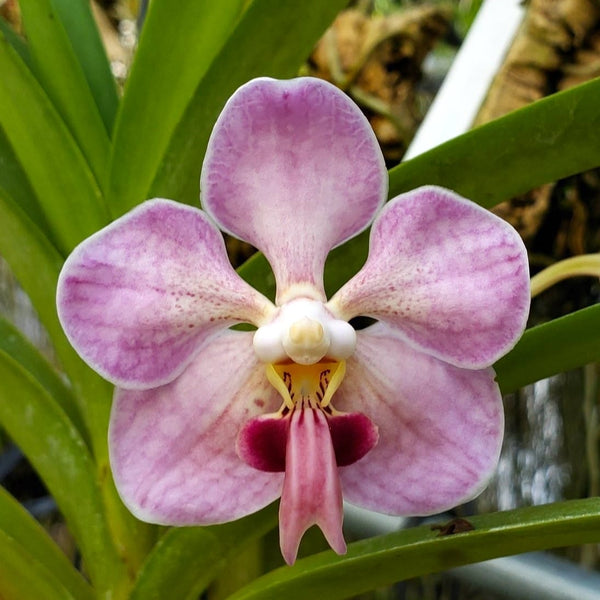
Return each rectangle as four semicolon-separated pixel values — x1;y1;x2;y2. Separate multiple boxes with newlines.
201;77;387;303
57;199;275;388
328;186;530;369
109;330;283;525
279;407;346;565
336;323;504;516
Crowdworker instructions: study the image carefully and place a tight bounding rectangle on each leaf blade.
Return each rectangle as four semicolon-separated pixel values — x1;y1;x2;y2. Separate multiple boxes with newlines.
0;188;101;405
130;504;278;600
228;499;600;600
0;350;129;595
49;0;119;133
0;32;109;254
0;487;94;600
0;125;48;234
0;316;87;440
388;78;600;206
107;0;245;216
495;304;600;394
0;528;80;600
19;0;111;183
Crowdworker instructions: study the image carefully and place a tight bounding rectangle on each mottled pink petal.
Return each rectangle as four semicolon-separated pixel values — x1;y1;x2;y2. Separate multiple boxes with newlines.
279;407;346;565
201;77;387;303
57;199;274;388
336;323;504;515
328;186;530;369
109;330;283;524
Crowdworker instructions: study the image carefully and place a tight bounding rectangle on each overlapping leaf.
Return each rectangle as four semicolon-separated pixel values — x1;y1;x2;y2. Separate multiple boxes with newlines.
48;0;119;133
227;499;600;600
130;505;278;600
19;0;111;183
107;0;245;216
0;351;128;595
0;529;82;600
0;34;109;254
0;487;94;600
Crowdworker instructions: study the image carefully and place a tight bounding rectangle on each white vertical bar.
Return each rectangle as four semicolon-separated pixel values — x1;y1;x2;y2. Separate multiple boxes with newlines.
404;0;525;160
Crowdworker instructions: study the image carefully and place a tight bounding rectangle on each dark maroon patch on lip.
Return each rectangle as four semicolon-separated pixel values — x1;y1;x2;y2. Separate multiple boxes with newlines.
237;415;288;472
328;411;379;466
237;410;378;472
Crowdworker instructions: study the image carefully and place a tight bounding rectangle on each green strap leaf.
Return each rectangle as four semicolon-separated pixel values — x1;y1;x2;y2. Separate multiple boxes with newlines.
48;0;119;133
0;177;156;570
0;125;49;235
0;188;104;408
228;499;600;600
0;188;153;568
149;0;349;207
388;78;600;207
0;350;129;595
19;0;111;184
0;17;30;66
0;528;81;600
0;487;94;600
0;316;87;441
107;0;245;217
129;504;278;600
0;32;109;254
495;304;600;394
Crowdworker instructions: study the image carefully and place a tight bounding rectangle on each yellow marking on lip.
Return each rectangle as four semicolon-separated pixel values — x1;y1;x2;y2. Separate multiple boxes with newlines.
265;360;346;411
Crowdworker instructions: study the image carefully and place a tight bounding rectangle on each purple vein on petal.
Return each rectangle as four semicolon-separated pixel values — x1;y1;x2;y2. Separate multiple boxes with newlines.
109;330;283;525
336;323;504;516
57;199;275;388
329;186;530;369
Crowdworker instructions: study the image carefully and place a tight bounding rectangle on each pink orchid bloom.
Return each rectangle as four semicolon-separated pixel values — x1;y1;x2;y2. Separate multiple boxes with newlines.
57;77;530;565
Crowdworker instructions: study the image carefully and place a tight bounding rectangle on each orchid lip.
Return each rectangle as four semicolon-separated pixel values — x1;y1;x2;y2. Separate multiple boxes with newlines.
279;406;346;565
236;359;378;563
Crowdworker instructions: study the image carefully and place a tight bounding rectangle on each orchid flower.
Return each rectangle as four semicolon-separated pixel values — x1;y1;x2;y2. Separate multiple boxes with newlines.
56;77;530;565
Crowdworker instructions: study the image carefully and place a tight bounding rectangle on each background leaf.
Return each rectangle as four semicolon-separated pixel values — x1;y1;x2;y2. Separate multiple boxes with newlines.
107;0;245;216
0;17;29;66
129;504;278;600
228;499;600;600
0;126;48;233
388;77;600;207
19;0;111;183
0;350;128;595
0;189;105;407
0;34;109;253
495;304;600;394
0;317;87;440
0;529;81;600
48;0;119;133
0;487;94;600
